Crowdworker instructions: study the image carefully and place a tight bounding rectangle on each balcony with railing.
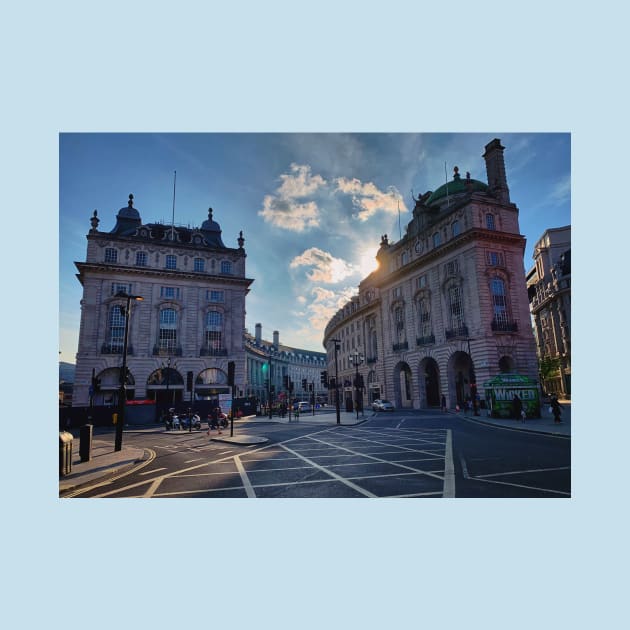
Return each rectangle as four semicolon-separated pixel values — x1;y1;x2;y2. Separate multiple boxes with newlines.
101;343;134;355
416;335;435;347
392;341;409;352
152;345;183;357
491;319;518;333
445;325;469;340
366;356;378;364
200;346;229;357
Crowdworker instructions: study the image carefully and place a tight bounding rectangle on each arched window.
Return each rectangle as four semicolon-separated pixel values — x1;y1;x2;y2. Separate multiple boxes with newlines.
205;310;223;350
417;296;431;339
159;308;178;352
448;285;465;331
491;277;508;325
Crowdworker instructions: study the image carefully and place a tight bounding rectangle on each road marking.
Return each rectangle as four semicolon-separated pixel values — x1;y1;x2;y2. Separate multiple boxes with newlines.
184;458;204;463
218;451;233;455
443;430;455;497
139;467;167;475
396;419;406;429
234;456;256;498
144;477;164;497
470;476;571;496
476;466;571;478
279;443;377;497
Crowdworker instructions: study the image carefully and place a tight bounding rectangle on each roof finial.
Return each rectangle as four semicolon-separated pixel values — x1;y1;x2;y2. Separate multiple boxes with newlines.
128;193;134;207
208;207;213;221
238;230;245;249
90;209;100;232
453;166;460;179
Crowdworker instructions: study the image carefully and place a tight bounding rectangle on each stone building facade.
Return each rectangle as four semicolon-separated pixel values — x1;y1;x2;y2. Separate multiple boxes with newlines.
73;196;252;412
323;139;539;411
526;226;571;398
244;324;327;405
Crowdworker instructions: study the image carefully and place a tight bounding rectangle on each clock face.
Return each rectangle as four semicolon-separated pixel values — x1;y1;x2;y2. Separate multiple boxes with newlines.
415;240;423;254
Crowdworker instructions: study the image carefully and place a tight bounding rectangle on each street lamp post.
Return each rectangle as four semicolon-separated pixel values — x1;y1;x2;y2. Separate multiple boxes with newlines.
332;339;341;424
349;350;365;419
114;291;143;452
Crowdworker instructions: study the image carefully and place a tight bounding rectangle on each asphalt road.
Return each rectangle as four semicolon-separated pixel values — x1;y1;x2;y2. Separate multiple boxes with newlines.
73;410;571;498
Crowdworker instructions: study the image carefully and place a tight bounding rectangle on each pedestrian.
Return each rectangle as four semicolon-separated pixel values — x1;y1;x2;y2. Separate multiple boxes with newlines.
511;394;522;420
550;394;562;424
441;394;447;413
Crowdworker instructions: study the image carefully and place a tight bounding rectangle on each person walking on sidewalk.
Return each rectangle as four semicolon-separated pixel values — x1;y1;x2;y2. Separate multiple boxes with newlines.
550;394;563;424
441;394;447;413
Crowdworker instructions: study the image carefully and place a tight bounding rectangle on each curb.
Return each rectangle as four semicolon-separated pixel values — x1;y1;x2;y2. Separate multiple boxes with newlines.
455;412;571;438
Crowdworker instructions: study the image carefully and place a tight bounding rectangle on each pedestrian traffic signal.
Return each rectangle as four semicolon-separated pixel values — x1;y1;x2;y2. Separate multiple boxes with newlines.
320;370;328;387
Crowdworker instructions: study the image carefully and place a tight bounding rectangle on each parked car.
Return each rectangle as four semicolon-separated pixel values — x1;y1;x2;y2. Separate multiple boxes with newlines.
293;401;312;413
372;399;394;411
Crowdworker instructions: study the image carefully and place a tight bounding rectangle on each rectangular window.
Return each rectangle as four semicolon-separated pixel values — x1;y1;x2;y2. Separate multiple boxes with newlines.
392;287;402;299
160;286;180;299
452;220;460;237
135;251;148;266
446;260;459;276
486;213;496;230
194;258;205;272
165;254;177;270
449;286;465;330
105;248;118;263
487;251;504;266
111;283;132;296
433;232;441;248
416;275;427;289
207;290;224;302
221;261;232;274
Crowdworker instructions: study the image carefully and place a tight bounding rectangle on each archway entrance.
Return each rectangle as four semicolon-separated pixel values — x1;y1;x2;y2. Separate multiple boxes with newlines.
393;362;413;408
419;358;440;407
147;367;184;409
448;351;474;408
95;367;135;406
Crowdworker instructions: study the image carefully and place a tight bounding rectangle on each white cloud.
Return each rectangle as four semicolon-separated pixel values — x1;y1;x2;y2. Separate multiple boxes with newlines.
290;247;357;283
258;163;326;232
549;174;571;204
335;178;406;221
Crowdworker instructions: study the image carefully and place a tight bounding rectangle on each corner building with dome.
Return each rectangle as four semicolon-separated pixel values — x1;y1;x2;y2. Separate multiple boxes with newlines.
72;196;253;414
323;139;539;411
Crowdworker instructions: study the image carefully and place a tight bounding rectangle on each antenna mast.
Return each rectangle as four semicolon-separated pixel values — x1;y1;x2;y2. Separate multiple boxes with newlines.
171;170;177;240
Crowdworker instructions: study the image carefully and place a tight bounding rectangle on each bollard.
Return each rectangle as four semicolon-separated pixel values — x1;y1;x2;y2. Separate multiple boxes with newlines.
59;432;73;476
79;424;93;462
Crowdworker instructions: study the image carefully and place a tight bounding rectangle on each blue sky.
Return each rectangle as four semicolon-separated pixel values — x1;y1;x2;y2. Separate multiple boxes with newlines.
59;132;570;362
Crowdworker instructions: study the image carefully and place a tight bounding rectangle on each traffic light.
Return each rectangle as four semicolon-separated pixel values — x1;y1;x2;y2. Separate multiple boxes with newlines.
289;379;294;392
186;370;193;392
302;378;307;390
283;375;290;390
227;361;235;386
320;370;328;388
309;383;313;392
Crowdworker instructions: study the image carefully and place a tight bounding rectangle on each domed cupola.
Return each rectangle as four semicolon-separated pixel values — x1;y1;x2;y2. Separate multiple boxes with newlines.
200;207;226;248
111;194;142;235
426;167;488;207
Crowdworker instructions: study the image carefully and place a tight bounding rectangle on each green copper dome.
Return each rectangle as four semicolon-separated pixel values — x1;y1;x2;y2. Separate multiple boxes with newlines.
426;167;488;206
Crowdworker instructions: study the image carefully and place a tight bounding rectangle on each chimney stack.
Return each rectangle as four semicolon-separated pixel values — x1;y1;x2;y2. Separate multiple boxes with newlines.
482;138;510;204
255;323;262;344
273;330;279;348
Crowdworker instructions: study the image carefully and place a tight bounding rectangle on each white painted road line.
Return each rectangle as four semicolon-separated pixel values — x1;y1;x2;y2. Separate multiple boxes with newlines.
476;466;571;479
234;456;256;498
139;467;168;475
280;443;377;497
443;430;455;497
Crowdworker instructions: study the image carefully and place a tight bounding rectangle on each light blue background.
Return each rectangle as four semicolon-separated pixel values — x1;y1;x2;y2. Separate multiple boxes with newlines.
4;1;626;628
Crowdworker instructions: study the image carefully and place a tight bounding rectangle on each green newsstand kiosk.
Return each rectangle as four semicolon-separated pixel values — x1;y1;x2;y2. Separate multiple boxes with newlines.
483;374;541;419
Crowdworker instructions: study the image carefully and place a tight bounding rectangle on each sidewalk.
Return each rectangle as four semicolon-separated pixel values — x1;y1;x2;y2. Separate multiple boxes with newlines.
454;399;571;437
59;435;147;496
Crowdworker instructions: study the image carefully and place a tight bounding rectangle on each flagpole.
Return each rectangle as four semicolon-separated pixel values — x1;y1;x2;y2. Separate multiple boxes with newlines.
171;170;176;240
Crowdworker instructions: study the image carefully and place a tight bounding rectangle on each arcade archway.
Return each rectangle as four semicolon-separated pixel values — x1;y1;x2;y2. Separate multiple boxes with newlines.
393;361;413;408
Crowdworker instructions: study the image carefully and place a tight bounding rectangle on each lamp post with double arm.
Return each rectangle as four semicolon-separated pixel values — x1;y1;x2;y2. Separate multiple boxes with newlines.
114;291;143;452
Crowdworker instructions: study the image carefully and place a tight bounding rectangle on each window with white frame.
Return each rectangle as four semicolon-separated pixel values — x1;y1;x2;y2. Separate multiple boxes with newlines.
452;220;461;237
486;213;496;230
487;251;504;266
220;260;232;274
135;251;148;266
108;305;126;351
433;232;441;248
105;248;118;263
165;254;177;270
448;285;465;330
417;296;431;338
491;277;509;324
158;308;178;351
445;260;459;276
205;310;223;350
416;275;427;289
194;258;205;272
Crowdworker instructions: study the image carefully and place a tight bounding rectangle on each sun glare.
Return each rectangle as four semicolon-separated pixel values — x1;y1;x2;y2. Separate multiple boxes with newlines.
358;246;380;277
